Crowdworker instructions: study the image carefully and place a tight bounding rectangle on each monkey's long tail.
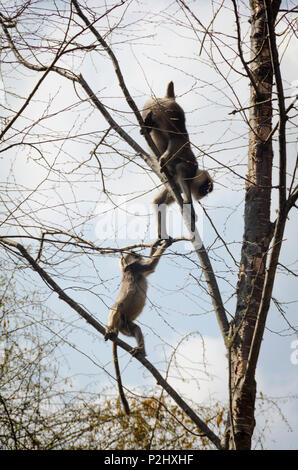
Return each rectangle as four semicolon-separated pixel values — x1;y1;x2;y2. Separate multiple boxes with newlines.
112;341;130;415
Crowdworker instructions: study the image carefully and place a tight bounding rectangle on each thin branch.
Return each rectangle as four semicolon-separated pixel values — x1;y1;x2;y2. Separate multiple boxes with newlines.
0;51;67;141
264;95;297;144
0;237;222;450
265;0;287;207
229;97;275;115
71;0;162;159
72;1;141;124
0;15;76;80
278;262;298;277
231;0;260;97
26;231;190;262
77;74;154;166
0;394;18;449
0;14;77;140
286;185;298;212
200;205;238;266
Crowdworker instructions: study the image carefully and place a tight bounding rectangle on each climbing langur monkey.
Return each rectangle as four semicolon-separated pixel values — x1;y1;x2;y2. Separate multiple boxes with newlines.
141;81;213;238
104;238;172;414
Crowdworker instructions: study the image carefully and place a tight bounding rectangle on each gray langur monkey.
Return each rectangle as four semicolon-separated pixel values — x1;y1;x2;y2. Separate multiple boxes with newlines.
141;81;213;238
104;238;172;414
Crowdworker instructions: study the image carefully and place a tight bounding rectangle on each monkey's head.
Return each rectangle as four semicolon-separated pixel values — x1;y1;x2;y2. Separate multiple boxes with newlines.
120;252;142;272
192;170;214;201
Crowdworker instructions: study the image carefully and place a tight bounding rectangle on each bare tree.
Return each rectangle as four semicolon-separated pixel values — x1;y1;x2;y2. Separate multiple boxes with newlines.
223;0;297;449
0;0;297;450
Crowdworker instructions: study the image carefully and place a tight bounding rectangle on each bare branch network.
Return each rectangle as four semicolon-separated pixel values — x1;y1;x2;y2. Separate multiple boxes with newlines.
0;0;297;451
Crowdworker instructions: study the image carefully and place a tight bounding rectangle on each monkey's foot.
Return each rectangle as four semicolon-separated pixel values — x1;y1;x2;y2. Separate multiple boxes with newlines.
129;346;146;357
157;234;173;243
104;330;117;342
165;235;173;246
191;214;197;232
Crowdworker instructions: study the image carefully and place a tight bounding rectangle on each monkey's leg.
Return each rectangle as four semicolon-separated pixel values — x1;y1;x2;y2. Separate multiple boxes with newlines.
157;203;170;240
140;110;155;135
183;202;197;233
105;308;121;341
124;322;146;356
191;204;196;233
152;189;173;240
177;171;197;233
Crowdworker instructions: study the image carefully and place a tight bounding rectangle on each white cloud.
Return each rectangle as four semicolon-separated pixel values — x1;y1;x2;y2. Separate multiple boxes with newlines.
255;363;298;450
167;335;228;405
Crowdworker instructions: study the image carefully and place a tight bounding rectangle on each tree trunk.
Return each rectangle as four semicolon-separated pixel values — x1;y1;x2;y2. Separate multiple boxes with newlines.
224;0;281;450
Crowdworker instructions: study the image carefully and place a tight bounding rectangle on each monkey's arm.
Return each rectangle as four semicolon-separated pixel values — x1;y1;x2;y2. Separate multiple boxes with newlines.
140;110;155;135
140;239;172;274
159;136;188;173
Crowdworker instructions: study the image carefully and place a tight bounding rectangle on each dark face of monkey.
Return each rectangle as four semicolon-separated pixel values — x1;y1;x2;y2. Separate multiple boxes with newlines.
199;179;213;198
120;252;142;271
193;172;214;200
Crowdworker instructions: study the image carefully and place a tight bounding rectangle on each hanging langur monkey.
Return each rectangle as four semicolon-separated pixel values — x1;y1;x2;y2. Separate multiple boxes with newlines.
104;238;172;414
141;81;213;238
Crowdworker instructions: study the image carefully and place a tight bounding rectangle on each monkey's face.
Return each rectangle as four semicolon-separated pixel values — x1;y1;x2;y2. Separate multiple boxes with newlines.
120;252;142;271
192;170;213;201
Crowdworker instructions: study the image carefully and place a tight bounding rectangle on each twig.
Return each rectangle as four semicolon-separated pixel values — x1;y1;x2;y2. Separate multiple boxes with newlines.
0;394;18;449
265;0;287;206
264;95;297;144
231;0;260;97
